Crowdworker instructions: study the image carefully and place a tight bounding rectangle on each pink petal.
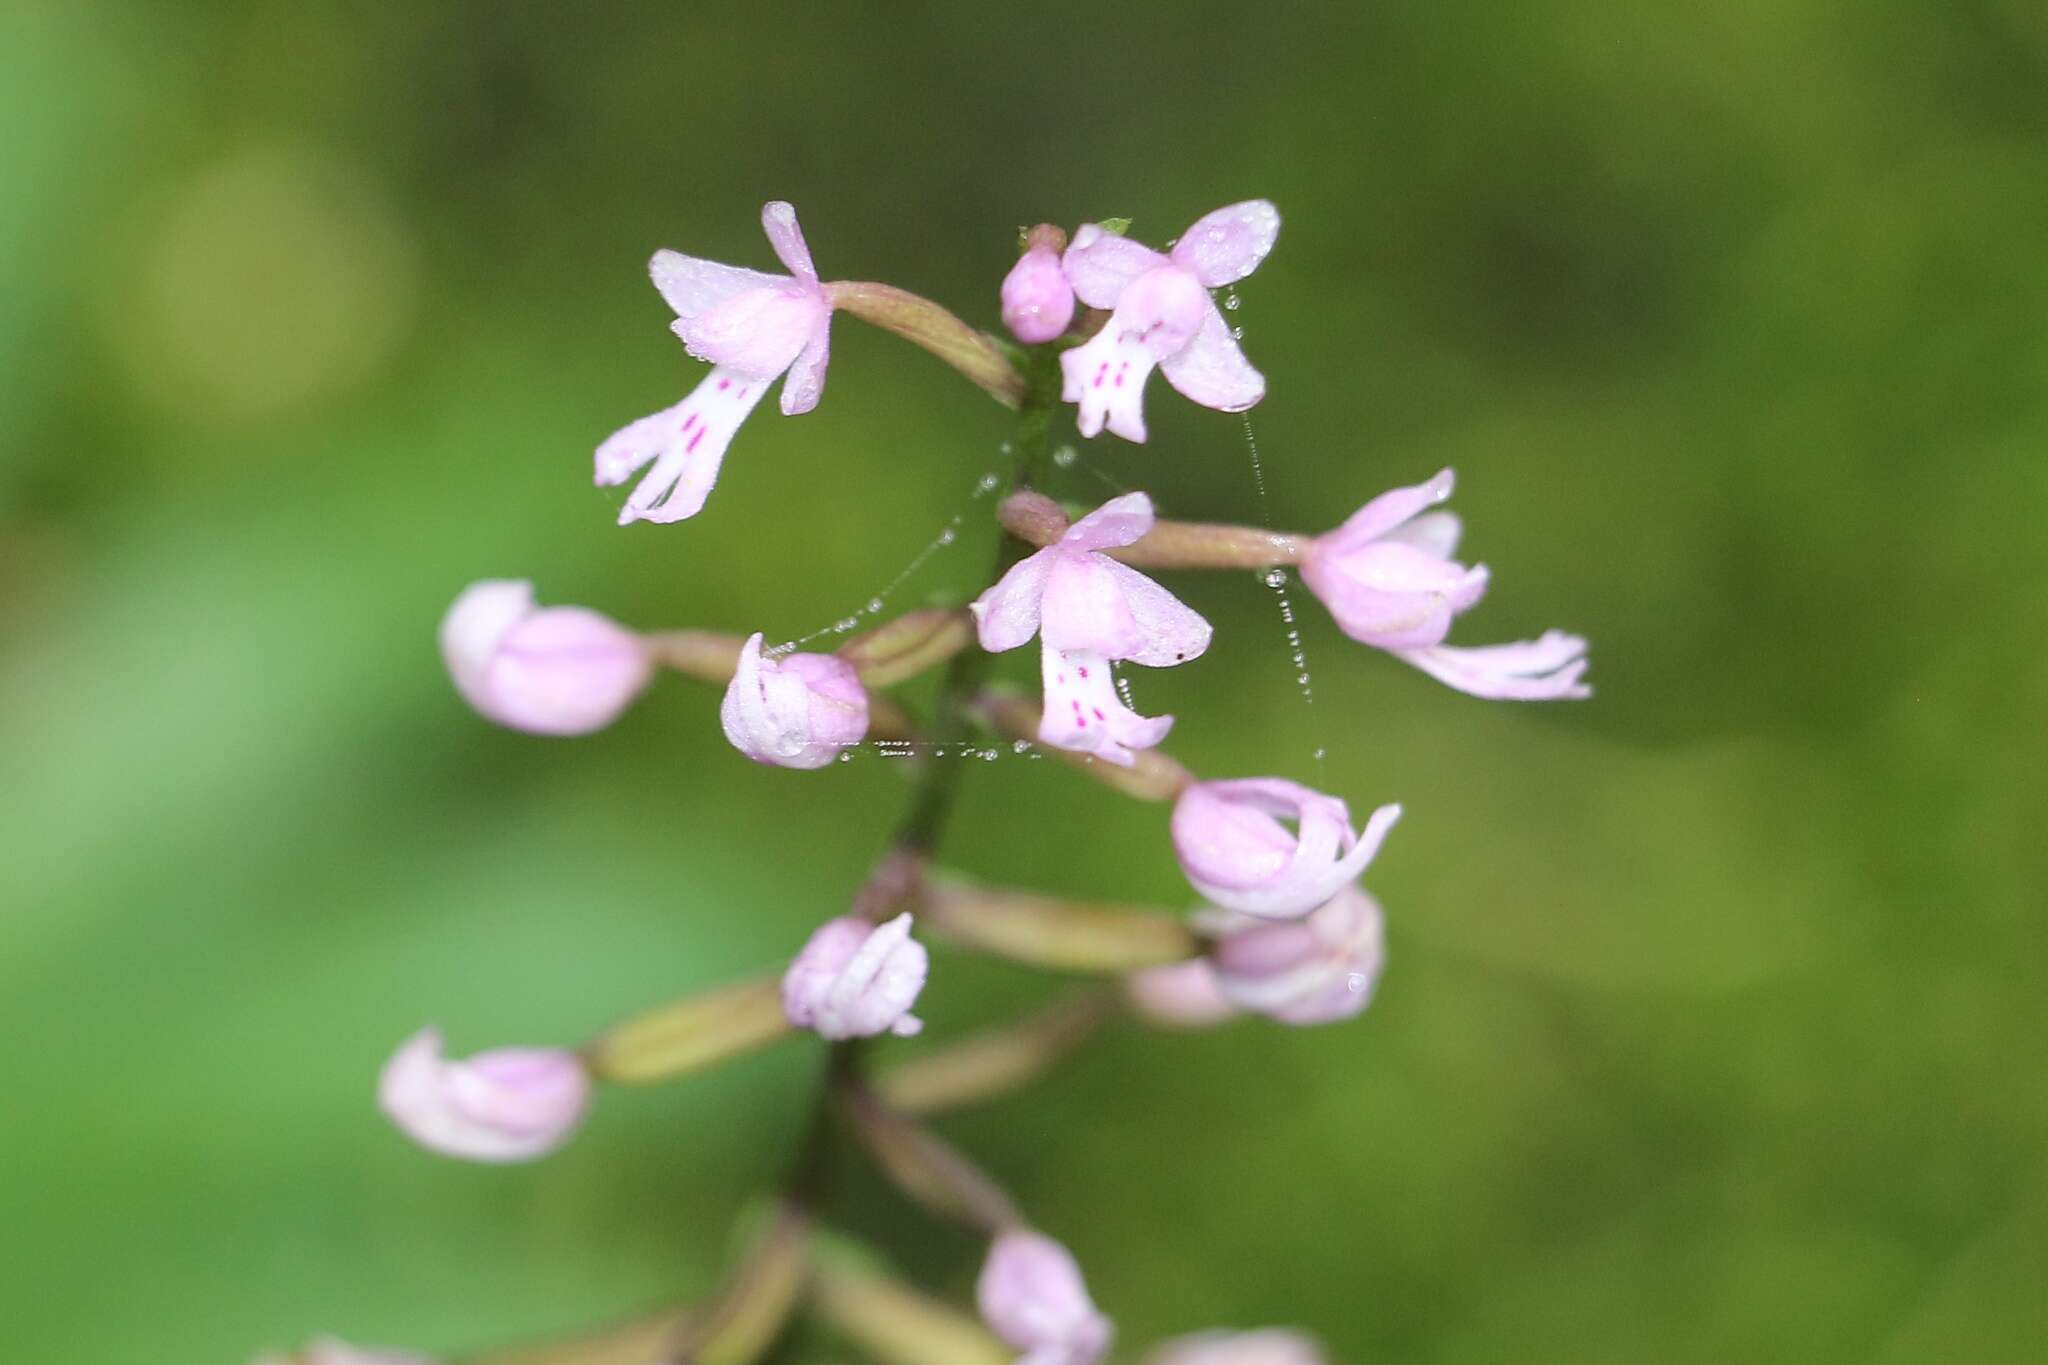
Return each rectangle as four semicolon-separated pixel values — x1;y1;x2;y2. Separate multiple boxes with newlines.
1037;646;1173;768
610;366;770;525
1040;554;1146;659
1168;199;1281;288
672;285;825;378
1397;632;1592;700
970;549;1053;653
1323;468;1456;550
780;313;832;416
1061;223;1170;309
1062;492;1156;552
760;201;818;284
1099;559;1211;667
1381;509;1463;559
1158;303;1265;413
1059;325;1157;442
648;250;784;323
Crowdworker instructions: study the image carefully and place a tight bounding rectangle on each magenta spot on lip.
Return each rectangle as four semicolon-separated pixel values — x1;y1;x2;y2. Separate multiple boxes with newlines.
1077;666;1089;678
682;412;697;432
718;378;731;391
687;427;706;453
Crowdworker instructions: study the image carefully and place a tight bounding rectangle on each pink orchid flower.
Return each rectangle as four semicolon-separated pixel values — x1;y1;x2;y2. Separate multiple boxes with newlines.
1171;778;1401;920
978;1230;1114;1365
970;492;1211;766
1058;201;1279;442
1299;468;1592;700
595;201;832;524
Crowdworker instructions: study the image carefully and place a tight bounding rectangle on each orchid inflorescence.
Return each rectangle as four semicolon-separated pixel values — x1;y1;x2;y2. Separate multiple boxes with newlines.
271;199;1590;1365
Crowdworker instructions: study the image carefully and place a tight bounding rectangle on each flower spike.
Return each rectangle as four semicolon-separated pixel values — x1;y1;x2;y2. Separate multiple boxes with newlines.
595;201;834;524
1058;201;1278;442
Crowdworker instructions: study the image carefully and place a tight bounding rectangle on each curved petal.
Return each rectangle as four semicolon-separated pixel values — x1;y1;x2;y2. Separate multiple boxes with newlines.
1397;632;1592;700
1158;304;1265;413
1100;559;1211;667
760;201;818;284
1062;223;1170;308
1062;492;1155;552
969;548;1053;652
1168;199;1281;287
439;580;534;707
1382;509;1463;559
649;250;784;323
1040;554;1146;658
780;313;831;415
1322;468;1456;549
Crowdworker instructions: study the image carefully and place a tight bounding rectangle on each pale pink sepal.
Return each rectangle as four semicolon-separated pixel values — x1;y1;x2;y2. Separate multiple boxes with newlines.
377;1028;591;1164
1168;200;1282;288
781;913;928;1040
1143;1328;1326;1365
719;632;870;769
1171;779;1402;920
440;580;653;735
977;1230;1114;1365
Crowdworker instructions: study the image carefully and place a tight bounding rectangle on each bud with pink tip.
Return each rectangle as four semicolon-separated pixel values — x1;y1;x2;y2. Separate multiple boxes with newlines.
1143;1329;1326;1365
977;1229;1113;1365
781;912;928;1040
1001;228;1077;344
1171;778;1401;920
1206;885;1385;1025
376;1028;591;1163
720;632;870;768
439;580;653;735
1123;957;1238;1029
1300;468;1590;701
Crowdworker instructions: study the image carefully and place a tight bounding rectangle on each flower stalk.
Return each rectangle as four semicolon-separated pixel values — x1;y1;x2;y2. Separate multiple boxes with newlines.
826;281;1027;408
918;878;1200;974
584;975;791;1086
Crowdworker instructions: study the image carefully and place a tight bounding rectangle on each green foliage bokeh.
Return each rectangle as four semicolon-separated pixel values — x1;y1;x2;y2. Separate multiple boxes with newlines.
3;1;2044;1361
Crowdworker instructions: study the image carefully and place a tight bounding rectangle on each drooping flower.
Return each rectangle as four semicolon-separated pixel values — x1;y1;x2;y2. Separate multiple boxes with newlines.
971;492;1210;766
439;580;653;736
1058;201;1278;442
1143;1329;1326;1365
1299;468;1591;700
377;1028;591;1163
781;913;928;1040
595;201;833;524
1001;235;1077;344
1170;779;1401;920
1205;885;1386;1026
977;1230;1114;1365
719;632;870;769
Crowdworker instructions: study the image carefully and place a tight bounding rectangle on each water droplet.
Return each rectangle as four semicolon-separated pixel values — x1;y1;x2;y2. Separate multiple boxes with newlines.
838;751;853;763
1224;293;1241;311
1012;739;1033;753
866;597;884;613
1052;445;1078;468
1345;972;1369;994
999;441;1014;455
1313;747;1327;760
835;616;858;632
1231;326;1244;340
981;748;999;761
1297;673;1311;685
976;472;1000;494
1263;568;1288;588
936;528;956;546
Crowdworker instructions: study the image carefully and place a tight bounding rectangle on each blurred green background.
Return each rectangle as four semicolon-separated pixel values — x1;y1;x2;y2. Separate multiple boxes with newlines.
4;1;2045;1361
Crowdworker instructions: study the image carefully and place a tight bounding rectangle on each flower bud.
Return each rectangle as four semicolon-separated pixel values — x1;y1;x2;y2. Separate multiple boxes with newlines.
721;631;870;769
1171;778;1401;920
781;912;928;1040
1144;1329;1326;1365
976;1230;1113;1365
376;1028;590;1163
1298;468;1486;651
439;580;652;735
1207;885;1385;1026
1000;236;1076;344
1123;958;1238;1029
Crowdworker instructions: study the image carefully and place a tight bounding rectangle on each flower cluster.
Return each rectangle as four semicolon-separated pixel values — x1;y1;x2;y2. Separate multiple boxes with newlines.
276;197;1591;1364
